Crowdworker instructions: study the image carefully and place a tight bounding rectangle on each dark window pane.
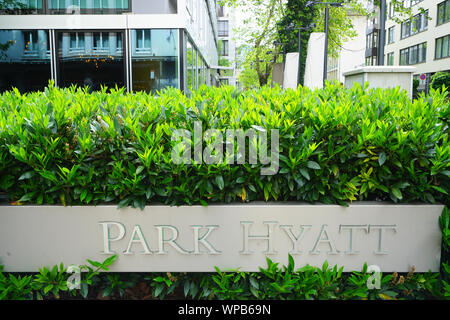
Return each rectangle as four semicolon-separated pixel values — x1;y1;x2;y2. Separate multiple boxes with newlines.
218;21;228;37
0;0;43;13
0;29;51;92
438;2;445;25
131;29;179;93
187;38;193;88
57;31;125;91
436;38;443;59
46;0;129;13
447;0;450;22
443;35;449;58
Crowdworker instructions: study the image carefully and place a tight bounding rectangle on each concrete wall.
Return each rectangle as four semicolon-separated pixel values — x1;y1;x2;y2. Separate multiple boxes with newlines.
283;52;299;89
132;0;178;14
344;66;416;98
336;14;367;83
304;32;325;89
0;203;443;272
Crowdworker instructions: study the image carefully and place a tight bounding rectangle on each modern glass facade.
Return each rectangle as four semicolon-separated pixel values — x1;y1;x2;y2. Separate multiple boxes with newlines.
186;38;194;89
0;0;219;93
0;0;179;14
0;29;51;92
57;31;125;90
184;33;210;91
0;28;184;93
131;29;178;93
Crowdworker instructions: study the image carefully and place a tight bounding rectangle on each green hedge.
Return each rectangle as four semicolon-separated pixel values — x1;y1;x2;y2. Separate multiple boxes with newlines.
1;255;448;300
0;82;448;207
431;72;450;92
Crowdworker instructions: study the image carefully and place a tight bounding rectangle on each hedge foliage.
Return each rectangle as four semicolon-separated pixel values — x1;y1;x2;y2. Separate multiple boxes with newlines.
0;82;449;207
431;72;450;92
1;255;449;300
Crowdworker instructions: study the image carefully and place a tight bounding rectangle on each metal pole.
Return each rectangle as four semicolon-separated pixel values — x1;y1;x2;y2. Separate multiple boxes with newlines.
297;29;301;87
323;4;329;87
378;0;386;65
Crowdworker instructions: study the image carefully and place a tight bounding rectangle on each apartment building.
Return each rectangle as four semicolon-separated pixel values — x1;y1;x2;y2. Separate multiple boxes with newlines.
0;0;220;93
366;0;450;92
217;3;237;86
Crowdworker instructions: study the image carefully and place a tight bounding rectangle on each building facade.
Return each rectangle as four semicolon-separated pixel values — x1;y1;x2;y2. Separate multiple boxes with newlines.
217;3;237;86
327;11;367;83
0;0;220;93
365;0;450;92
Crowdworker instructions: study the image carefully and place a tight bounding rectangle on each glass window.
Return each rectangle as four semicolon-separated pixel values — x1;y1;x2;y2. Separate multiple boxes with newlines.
57;31;125;91
116;32;122;53
69;32;85;51
199;56;205;86
412;14;420;34
93;32;109;51
193;48;198;89
136;29;151;52
400;48;408;65
439;36;448;59
219;39;229;56
0;0;43;13
437;0;450;25
388;27;395;44
423;10;428;30
409;45;418;64
388;2;395;18
218;21;229;37
399;42;426;65
47;0;129;13
387;52;394;65
443;35;449;58
436;37;443;59
186;38;194;89
401;20;410;39
0;29;51;92
367;33;373;49
131;29;179;94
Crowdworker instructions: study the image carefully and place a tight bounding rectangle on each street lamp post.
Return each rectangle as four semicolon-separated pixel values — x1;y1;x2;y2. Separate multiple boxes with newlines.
323;4;330;87
309;1;343;87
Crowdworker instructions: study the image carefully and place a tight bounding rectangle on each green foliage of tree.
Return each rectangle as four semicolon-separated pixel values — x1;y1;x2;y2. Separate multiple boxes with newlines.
222;0;287;88
225;0;428;88
275;0;316;86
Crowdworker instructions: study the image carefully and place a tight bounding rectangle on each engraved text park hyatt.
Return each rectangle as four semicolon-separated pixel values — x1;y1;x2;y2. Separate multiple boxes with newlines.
99;221;398;256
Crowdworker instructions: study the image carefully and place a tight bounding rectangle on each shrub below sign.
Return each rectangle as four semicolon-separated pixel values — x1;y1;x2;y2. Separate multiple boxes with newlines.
0;83;448;208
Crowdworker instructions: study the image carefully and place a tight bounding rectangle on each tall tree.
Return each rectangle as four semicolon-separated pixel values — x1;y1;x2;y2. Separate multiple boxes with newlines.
276;0;316;86
222;0;287;87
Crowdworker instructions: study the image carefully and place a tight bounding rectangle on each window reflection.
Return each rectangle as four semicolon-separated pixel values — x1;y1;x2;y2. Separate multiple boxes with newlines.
0;29;51;92
57;31;125;91
48;0;129;14
0;0;43;14
186;38;194;89
131;29;178;94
